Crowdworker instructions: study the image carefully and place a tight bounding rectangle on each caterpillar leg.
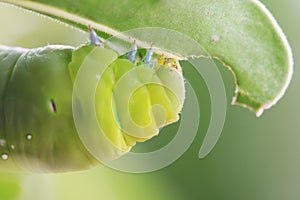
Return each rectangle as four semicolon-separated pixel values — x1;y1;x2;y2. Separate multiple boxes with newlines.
88;25;102;46
142;44;153;64
126;40;137;62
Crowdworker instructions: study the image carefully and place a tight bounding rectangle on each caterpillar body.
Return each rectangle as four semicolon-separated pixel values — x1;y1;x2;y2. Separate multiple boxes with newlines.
0;29;185;173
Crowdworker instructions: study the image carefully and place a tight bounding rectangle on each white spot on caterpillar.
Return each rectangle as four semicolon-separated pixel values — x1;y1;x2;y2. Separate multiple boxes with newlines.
1;153;8;160
0;139;6;147
11;145;15;150
96;74;101;80
26;134;33;141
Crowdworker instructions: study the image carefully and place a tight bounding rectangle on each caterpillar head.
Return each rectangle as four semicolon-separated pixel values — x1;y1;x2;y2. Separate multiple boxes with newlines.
71;41;185;163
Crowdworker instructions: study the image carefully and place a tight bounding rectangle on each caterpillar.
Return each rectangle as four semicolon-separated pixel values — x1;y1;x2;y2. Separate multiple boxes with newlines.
0;27;185;173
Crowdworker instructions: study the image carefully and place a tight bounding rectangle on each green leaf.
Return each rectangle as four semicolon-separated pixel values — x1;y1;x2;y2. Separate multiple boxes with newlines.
0;0;293;116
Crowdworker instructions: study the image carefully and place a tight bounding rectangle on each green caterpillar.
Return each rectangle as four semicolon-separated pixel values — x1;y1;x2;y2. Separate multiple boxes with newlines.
0;29;185;173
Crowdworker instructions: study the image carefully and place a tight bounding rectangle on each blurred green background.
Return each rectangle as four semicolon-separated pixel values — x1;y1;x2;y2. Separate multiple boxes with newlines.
0;0;299;199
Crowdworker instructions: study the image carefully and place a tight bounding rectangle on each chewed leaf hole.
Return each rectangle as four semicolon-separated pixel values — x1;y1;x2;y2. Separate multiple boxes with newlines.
49;99;57;113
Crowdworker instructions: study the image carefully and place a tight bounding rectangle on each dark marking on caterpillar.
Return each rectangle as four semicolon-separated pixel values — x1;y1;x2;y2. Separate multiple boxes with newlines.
49;99;57;113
